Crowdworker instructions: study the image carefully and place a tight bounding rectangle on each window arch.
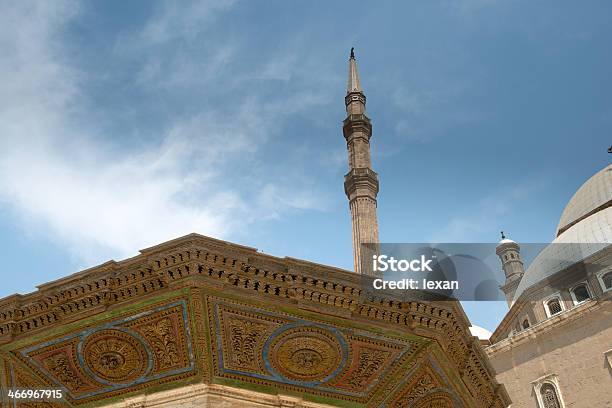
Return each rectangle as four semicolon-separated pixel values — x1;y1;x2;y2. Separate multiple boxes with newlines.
570;283;590;305
598;270;612;292
544;297;563;317
533;375;565;408
540;383;561;408
522;318;530;329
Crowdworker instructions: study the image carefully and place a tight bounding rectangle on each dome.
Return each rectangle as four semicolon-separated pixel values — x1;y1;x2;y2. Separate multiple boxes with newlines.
469;325;492;340
556;164;612;236
498;238;516;245
512;203;612;303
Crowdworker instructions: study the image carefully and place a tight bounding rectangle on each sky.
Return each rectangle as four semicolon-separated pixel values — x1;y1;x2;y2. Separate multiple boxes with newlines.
0;0;610;332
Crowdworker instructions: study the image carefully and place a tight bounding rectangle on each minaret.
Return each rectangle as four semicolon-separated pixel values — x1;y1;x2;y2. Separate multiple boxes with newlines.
343;48;380;275
496;232;525;305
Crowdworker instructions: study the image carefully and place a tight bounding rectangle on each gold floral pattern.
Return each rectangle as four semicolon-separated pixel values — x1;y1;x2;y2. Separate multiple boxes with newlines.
139;318;179;370
82;329;147;383
268;326;343;382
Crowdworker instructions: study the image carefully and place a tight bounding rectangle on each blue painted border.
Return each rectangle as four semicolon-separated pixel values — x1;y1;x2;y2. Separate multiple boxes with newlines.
212;301;415;398
20;299;195;400
262;322;348;387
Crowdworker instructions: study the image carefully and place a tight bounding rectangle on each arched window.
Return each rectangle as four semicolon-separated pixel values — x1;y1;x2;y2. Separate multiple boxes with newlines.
545;298;562;317
540;383;561;408
601;271;612;291
522;319;530;329
570;283;590;305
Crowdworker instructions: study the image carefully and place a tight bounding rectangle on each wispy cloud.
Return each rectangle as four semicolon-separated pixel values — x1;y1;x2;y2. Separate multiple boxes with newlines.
0;0;328;266
139;0;237;45
390;81;481;143
429;180;546;242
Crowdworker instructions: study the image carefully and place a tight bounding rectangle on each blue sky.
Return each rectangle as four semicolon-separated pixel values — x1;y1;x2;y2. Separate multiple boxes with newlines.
0;0;610;332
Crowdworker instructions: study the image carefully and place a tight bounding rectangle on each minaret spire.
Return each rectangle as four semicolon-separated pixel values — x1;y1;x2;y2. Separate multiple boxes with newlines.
347;48;362;93
342;48;380;275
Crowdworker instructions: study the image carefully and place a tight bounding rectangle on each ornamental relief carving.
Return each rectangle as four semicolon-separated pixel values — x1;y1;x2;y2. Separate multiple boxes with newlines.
211;298;438;405
138;318;180;370
397;373;436;407
228;318;268;371
13;299;195;404
267;326;344;383
216;307;286;375
82;329;148;384
125;305;190;374
413;393;455;408
9;361;68;408
389;365;451;408
327;335;414;397
346;347;390;388
42;352;86;391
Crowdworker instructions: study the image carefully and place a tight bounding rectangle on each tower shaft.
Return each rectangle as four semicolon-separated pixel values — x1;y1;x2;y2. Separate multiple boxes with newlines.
343;50;380;275
496;235;525;305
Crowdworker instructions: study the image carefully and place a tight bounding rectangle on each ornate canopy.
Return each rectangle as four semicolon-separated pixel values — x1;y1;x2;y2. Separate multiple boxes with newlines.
0;234;509;407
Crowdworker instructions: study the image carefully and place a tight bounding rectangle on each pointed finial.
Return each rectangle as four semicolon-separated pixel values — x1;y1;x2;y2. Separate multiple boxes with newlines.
347;48;362;94
501;231;506;240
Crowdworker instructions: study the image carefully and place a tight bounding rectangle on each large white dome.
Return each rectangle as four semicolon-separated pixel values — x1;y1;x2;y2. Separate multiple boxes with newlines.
512;207;611;303
513;164;612;303
556;164;612;236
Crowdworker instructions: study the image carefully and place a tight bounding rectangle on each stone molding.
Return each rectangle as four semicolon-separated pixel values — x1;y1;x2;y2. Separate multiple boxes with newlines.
102;383;335;407
343;168;379;201
486;299;604;355
344;92;367;109
604;348;612;369
342;114;372;141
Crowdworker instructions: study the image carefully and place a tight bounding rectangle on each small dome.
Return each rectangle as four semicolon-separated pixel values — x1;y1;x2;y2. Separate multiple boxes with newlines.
497;231;517;247
556;164;612;236
498;238;516;245
496;236;519;256
469;325;492;340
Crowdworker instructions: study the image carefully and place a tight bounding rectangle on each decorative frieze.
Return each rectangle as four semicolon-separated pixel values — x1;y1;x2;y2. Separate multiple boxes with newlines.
0;235;509;407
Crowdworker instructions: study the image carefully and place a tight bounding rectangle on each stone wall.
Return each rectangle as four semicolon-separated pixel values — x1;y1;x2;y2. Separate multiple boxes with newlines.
486;300;612;407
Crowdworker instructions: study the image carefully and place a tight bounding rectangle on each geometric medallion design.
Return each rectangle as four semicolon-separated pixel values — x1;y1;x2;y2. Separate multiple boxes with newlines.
81;329;149;384
13;299;195;404
265;324;345;384
209;297;425;405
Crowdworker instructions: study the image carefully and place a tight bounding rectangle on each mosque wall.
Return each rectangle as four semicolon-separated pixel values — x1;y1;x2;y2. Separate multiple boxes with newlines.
486;300;612;407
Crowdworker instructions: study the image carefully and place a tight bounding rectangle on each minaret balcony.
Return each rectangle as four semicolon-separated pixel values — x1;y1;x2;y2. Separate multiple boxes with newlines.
343;114;372;140
344;168;379;199
344;91;366;107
